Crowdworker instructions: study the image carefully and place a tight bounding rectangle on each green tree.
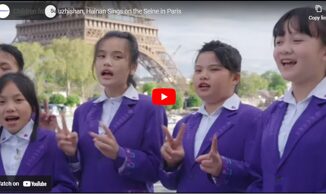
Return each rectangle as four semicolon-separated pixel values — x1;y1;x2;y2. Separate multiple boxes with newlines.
15;42;44;73
262;70;287;96
45;38;95;97
15;42;46;94
186;92;202;107
15;39;96;100
172;91;184;110
238;71;269;97
37;93;48;105
65;95;80;107
142;82;157;96
49;94;66;104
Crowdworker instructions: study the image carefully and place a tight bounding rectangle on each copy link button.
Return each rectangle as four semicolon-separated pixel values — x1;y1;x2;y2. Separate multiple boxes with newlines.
152;88;176;106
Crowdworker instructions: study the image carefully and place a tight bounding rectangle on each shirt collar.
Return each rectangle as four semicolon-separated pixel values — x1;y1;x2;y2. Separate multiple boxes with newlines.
93;85;139;103
198;93;241;116
0;119;34;144
311;77;326;100
283;77;326;104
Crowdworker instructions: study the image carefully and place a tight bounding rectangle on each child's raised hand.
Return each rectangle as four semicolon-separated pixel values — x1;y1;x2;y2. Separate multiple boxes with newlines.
56;111;78;157
89;122;119;160
39;99;58;131
160;123;186;168
195;134;223;177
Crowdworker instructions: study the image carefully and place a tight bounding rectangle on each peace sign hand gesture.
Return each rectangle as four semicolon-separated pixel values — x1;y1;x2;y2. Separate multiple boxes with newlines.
89;122;119;160
56;112;78;157
160;123;186;168
195;134;223;177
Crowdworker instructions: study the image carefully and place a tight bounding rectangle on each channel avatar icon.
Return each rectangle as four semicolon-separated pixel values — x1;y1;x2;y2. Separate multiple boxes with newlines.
0;4;10;19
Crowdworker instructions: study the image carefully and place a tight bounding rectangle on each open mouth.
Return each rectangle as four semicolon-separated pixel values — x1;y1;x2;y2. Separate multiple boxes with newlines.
5;116;19;122
281;59;297;67
101;70;114;78
198;83;210;89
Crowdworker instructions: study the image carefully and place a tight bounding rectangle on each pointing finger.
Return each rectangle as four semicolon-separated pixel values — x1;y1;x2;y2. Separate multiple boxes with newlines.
60;112;69;133
210;134;218;154
44;99;49;114
175;123;186;145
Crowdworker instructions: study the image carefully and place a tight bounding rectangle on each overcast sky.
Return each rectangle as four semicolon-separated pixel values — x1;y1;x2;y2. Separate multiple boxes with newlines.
1;1;325;78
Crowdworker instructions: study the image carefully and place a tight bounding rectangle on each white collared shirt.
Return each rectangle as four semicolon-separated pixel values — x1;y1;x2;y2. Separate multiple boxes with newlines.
93;85;139;134
0;119;33;175
194;93;240;157
278;77;326;157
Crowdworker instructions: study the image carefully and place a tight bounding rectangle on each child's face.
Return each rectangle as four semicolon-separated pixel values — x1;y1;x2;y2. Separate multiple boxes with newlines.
193;51;239;104
273;23;326;84
0;51;19;77
94;37;136;90
0;82;32;134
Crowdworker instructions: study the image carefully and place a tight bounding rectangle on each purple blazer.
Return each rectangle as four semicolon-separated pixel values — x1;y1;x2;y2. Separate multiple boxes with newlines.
248;96;326;192
72;95;167;192
0;128;77;192
159;103;261;192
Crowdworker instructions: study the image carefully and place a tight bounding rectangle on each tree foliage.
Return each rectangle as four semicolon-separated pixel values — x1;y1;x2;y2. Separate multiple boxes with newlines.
65;95;81;107
49;94;66;104
186;92;202;107
238;71;268;97
171;91;184;110
15;38;97;102
142;82;157;96
262;70;287;96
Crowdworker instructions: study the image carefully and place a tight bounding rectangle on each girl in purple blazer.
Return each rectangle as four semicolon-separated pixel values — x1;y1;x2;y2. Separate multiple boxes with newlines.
56;31;167;192
159;40;262;192
248;7;326;192
0;73;76;192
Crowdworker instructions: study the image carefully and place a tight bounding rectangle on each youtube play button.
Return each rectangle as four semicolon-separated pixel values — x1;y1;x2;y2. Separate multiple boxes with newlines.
161;93;168;100
152;88;176;106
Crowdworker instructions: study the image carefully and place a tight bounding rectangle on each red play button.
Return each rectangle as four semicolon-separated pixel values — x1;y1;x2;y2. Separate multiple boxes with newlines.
152;88;176;106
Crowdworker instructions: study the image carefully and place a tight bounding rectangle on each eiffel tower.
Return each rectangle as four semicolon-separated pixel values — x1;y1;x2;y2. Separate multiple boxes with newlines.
14;1;187;90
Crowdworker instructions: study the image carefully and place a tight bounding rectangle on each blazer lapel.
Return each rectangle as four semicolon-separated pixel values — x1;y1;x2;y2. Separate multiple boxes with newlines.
277;97;326;170
16;131;47;175
86;101;104;134
195;108;237;159
109;97;137;133
261;102;287;172
183;113;202;166
85;100;112;159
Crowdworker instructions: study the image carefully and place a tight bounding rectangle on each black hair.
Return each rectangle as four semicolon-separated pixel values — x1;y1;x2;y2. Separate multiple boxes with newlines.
0;44;24;71
195;40;242;74
0;73;39;141
92;31;139;87
195;40;242;93
273;7;326;45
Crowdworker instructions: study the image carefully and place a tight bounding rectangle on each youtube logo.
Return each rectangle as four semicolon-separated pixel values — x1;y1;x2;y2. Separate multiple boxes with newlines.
152;88;176;106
